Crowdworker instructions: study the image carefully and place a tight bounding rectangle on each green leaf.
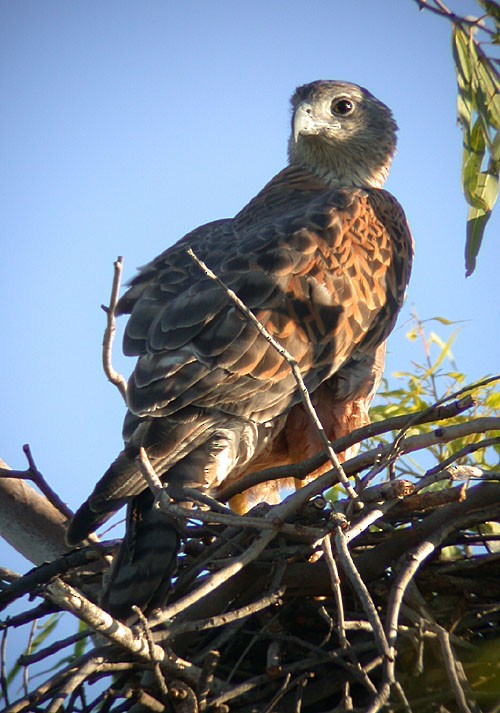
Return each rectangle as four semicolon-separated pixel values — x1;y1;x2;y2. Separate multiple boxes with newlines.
475;51;500;131
72;622;89;660
429;316;456;326
428;331;448;351
463;119;486;206
453;26;474;131
452;23;500;272
422;331;458;378
29;614;60;653
485;391;500;409
465;205;492;276
453;26;473;92
447;371;466;383
491;129;500;172
477;170;499;209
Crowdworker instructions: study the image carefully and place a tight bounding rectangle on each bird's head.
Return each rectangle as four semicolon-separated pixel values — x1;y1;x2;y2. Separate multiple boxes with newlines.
288;80;398;189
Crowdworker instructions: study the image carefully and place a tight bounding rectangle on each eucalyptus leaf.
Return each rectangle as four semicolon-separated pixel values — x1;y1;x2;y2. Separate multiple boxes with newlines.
465;206;491;276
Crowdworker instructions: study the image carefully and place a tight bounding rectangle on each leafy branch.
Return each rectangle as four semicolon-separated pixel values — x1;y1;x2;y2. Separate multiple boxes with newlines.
415;0;500;275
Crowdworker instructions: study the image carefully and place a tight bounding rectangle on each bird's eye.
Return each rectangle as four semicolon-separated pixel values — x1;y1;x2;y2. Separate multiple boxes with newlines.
331;98;354;116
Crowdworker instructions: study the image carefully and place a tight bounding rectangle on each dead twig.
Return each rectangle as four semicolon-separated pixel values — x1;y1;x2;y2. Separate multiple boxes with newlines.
414;0;497;37
2;311;499;712
132;606;170;703
334;523;391;662
2;444;74;521
197;650;220;712
0;544;111;611
45;579;165;664
46;654;107;713
137;447;329;546
321;535;347;649
160;588;285;639
435;625;477;713
101;256;128;402
18;628;91;666
0;627;9;706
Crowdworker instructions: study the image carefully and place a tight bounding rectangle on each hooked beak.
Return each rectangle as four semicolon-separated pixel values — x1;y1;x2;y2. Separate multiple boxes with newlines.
293;102;320;143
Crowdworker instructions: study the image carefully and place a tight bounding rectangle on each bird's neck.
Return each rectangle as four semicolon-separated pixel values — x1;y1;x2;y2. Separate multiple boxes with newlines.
288;137;392;190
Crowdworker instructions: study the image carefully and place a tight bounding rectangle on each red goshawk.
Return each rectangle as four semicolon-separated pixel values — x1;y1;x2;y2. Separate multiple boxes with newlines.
67;80;413;619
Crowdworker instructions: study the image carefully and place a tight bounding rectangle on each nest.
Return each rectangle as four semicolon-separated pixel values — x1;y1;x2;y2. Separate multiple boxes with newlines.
1;386;500;713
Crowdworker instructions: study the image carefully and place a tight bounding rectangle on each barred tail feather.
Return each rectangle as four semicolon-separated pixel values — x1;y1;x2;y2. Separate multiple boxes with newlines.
100;489;180;619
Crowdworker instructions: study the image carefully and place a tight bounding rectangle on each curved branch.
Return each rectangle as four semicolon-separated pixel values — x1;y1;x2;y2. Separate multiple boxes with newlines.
0;458;68;566
101;256;128;402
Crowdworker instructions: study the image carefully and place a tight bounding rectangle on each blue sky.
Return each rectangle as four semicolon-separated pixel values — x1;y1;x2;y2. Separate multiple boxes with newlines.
1;0;499;580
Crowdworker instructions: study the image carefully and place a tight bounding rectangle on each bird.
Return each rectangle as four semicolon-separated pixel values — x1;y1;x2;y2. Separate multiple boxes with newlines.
67;80;413;619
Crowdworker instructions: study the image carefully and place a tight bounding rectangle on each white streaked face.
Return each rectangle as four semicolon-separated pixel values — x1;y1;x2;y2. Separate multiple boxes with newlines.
288;80;397;188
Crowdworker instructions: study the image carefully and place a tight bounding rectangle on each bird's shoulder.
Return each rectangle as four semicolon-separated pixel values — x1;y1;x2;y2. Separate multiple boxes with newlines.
118;165;409;314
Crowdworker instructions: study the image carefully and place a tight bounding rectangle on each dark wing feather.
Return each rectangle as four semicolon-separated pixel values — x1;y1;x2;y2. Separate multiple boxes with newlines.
122;177;409;425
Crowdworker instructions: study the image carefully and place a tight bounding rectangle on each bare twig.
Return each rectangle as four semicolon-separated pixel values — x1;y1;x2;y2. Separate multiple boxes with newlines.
435;625;476;713
44;579;164;663
0;457;68;566
132;606;169;702
101;256;128;402
0;544;110;611
18;630;91;666
2;270;499;713
187;247;357;502
22;620;37;697
414;0;497;37
321;535;347;648
0;602;57;630
160;588;284;639
262;673;291;713
6;650;134;713
0;568;20;585
150;466;340;627
334;524;391;661
197;650;220;712
149;526;279;627
44;579;218;692
382;513;474;708
47;654;107;713
0;627;9;706
20;444;73;520
136;446;163;495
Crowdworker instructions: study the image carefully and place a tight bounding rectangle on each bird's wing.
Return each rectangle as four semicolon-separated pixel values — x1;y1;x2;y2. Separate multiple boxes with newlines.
66;167;412;545
119;170;411;426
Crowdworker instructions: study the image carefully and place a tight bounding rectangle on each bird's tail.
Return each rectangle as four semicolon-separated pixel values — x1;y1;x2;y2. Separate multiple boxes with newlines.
66;415;221;547
100;488;180;620
65;447;146;546
66;450;181;620
66;418;257;619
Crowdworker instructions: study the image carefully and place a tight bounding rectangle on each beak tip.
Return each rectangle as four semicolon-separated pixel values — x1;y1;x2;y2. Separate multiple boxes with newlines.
293;103;317;144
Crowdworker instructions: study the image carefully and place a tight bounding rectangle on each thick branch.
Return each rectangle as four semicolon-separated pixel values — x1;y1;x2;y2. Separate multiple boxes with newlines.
0;458;68;565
